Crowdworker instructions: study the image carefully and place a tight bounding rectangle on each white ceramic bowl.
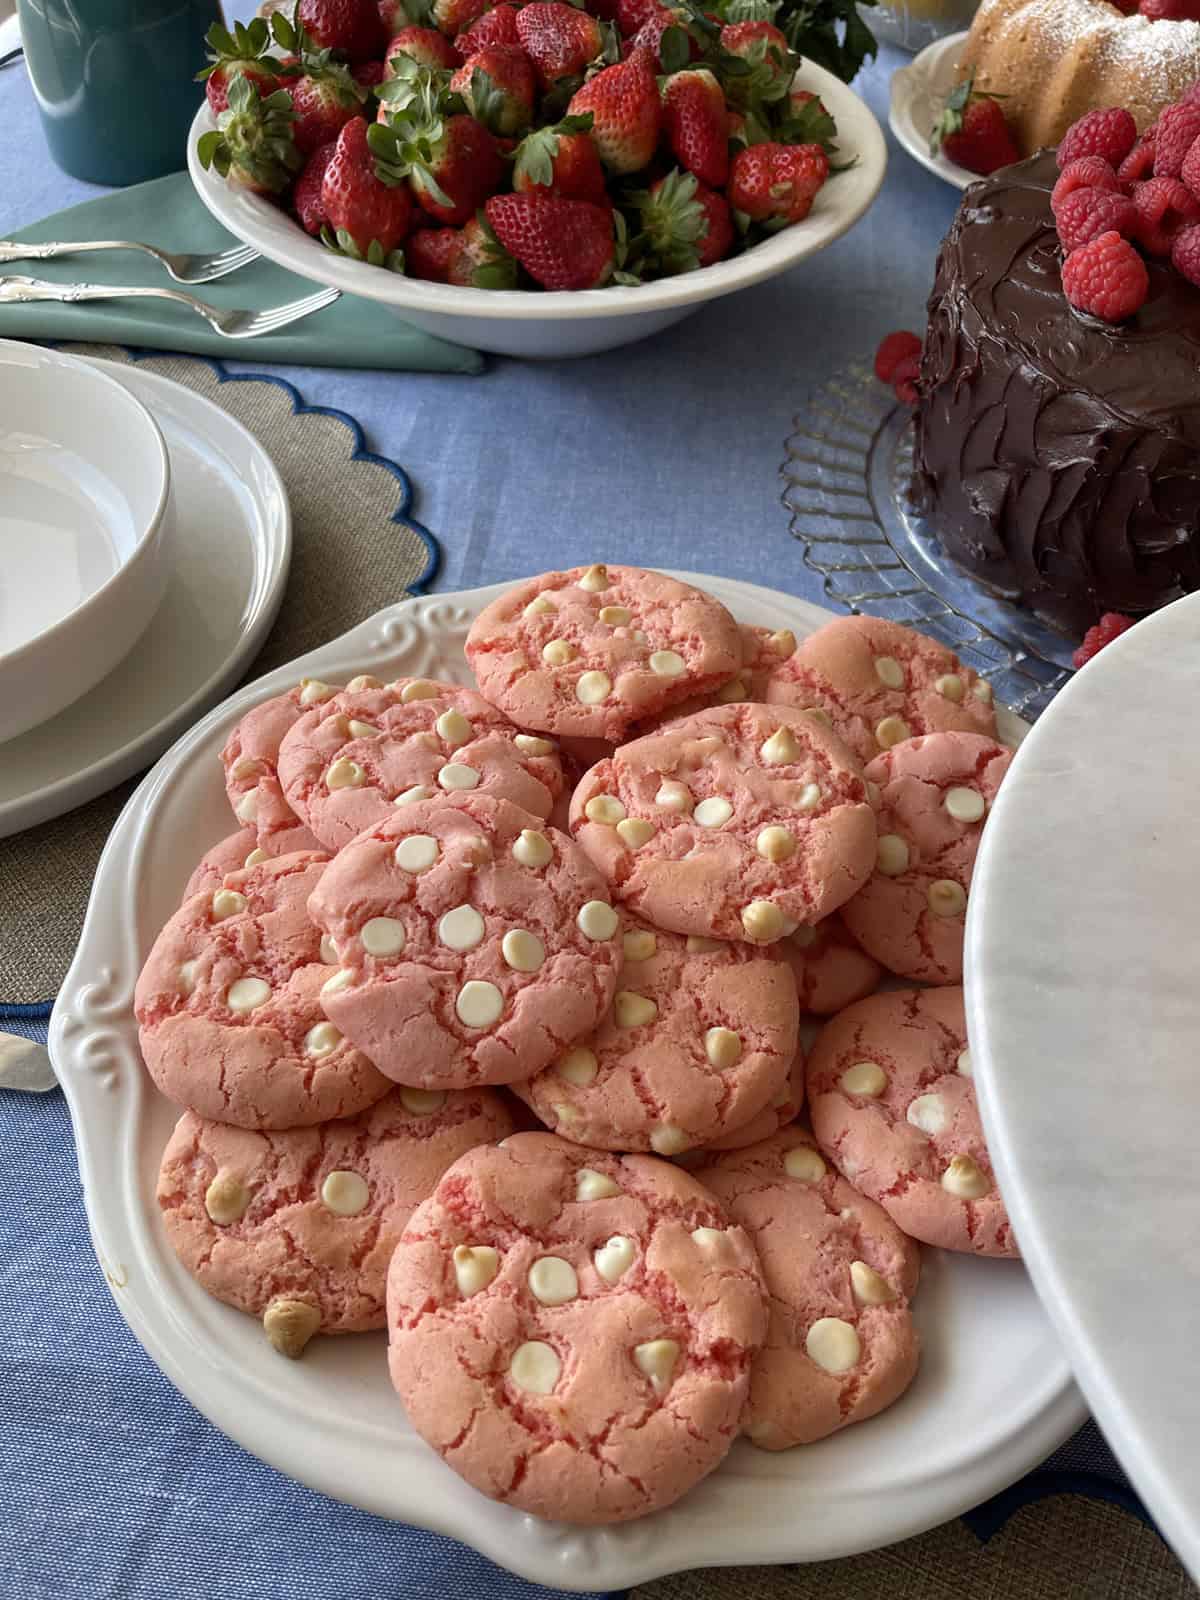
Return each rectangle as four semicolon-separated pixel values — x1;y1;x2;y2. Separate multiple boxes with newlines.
0;339;172;743
187;60;887;359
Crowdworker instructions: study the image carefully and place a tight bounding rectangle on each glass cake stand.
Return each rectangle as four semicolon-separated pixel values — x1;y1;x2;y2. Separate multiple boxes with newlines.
781;361;1075;723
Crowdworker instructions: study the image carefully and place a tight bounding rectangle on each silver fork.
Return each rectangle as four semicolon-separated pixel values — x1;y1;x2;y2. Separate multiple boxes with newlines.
0;237;261;284
0;275;341;339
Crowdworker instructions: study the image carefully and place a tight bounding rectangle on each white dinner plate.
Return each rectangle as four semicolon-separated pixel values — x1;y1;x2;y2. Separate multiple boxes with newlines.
967;592;1200;1585
889;32;978;191
50;575;1083;1589
0;358;290;838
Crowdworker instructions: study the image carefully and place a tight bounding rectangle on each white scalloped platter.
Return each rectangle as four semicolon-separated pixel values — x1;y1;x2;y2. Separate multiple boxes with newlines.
50;574;1083;1589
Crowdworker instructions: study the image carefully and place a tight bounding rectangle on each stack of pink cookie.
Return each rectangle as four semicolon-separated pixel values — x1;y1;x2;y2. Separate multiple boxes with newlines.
134;564;1022;1527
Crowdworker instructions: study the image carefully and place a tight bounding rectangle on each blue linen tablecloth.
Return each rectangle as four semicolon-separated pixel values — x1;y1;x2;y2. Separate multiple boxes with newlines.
0;20;1160;1600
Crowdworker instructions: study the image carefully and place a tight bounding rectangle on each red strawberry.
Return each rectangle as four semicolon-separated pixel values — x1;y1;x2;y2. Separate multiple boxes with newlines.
299;0;386;62
513;114;608;201
322;116;413;259
456;3;520;52
293;140;338;233
352;59;389;88
198;17;285;117
728;140;828;223
447;214;520;286
616;0;658;37
718;21;793;109
631;167;732;273
427;0;491;37
516;3;603;91
628;6;699;68
451;44;536;135
406;223;462;279
662;68;728;189
385;25;461;69
289;64;368;155
371;80;507;223
931;76;1020;176
567;49;660;174
197;76;303;195
485;191;615;288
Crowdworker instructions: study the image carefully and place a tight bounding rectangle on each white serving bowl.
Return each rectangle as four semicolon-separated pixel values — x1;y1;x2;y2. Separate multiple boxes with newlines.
188;60;887;359
0;339;172;743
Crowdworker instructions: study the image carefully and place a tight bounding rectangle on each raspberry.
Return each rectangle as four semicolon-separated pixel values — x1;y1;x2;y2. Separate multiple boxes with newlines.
1055;186;1138;251
1072;612;1134;669
1182;134;1200;199
1051;156;1120;214
1171;221;1200;284
874;330;922;383
1132;174;1200;253
1117;133;1157;189
1061;229;1149;322
890;354;921;406
1057;107;1138;171
1154;100;1200;176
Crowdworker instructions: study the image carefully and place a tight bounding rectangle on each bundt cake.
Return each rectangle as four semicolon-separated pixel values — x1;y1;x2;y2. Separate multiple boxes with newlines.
911;149;1200;632
957;0;1200;155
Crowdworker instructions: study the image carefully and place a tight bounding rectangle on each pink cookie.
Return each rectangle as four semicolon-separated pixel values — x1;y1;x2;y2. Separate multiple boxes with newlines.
136;852;392;1129
691;1043;805;1154
221;681;328;854
465;564;742;742
182;822;323;902
840;733;1013;985
780;914;883;1016
386;1132;767;1524
158;1083;514;1358
569;703;877;946
629;622;801;736
307;794;623;1089
277;676;563;854
766;615;998;765
515;918;799;1155
806;988;1015;1257
694;1127;921;1448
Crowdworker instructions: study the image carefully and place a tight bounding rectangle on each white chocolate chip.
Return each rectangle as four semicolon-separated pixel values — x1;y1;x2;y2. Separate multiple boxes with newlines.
875;716;910;750
399;679;440;703
691;1226;727;1250
400;1086;446;1116
615;991;658;1029
509;1340;561;1395
438;763;480;791
244;848;266;868
394;784;434;807
178;959;199;995
515;733;556;756
756;825;796;862
321;968;354;997
973;679;993;703
321;1170;369;1216
575;1167;620;1201
263;1299;321;1359
840;1060;887;1097
705;1027;742;1070
784;1146;827;1182
585;794;626;825
211;889;246;922
346;673;381;692
874;655;904;689
802;706;832;729
693;796;733;829
226;977;271;1013
616;817;656;849
528;1256;579;1307
232;758;264;781
542;639;576;666
760;725;802;765
413;731;441;751
304;1021;341;1057
575;670;611;704
439;904;485;951
877;834;910;876
742;901;785;942
435;709;473;748
558;1047;599;1086
850;1261;896;1305
453;1244;499;1296
456;980;503;1028
234;790;259;823
768;629;797;657
502;928;545;972
298;677;335;706
649;649;686;678
523;594;555;618
866;780;881;807
361;916;406;958
326;757;365;791
594;1236;636;1284
650;1124;689;1155
633;1338;680;1394
599;604;631;625
907;1092;948;1136
715;677;748;704
935;673;964;702
796;783;822;811
205;1171;250;1225
927;878;967;918
943;1153;990;1198
348;720;381;739
686;935;724;953
655;778;694;814
513;829;553;869
623;929;657;962
395;834;439;872
577;900;618;941
319;934;338;965
957;1048;973;1078
945;786;986;823
578;563;609;592
806;1317;861;1374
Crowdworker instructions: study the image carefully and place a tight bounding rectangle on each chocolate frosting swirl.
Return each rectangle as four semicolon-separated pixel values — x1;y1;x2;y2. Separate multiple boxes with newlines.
912;150;1200;634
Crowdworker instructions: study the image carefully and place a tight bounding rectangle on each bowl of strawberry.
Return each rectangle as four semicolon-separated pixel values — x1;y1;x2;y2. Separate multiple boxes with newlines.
188;0;886;357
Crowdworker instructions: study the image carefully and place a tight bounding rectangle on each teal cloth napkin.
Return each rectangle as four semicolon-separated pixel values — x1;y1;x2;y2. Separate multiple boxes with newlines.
0;171;483;372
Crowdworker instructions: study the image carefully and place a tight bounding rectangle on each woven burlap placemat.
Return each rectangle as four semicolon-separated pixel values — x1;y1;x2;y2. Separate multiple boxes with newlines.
1;347;435;1004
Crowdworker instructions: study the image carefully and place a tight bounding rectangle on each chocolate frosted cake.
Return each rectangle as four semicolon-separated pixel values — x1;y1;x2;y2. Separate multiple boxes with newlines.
912;150;1200;633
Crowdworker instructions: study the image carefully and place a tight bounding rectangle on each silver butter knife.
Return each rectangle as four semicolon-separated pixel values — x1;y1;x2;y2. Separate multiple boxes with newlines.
0;1032;58;1093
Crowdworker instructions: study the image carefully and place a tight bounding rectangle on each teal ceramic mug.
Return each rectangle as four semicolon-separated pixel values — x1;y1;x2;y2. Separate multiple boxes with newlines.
17;0;223;185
